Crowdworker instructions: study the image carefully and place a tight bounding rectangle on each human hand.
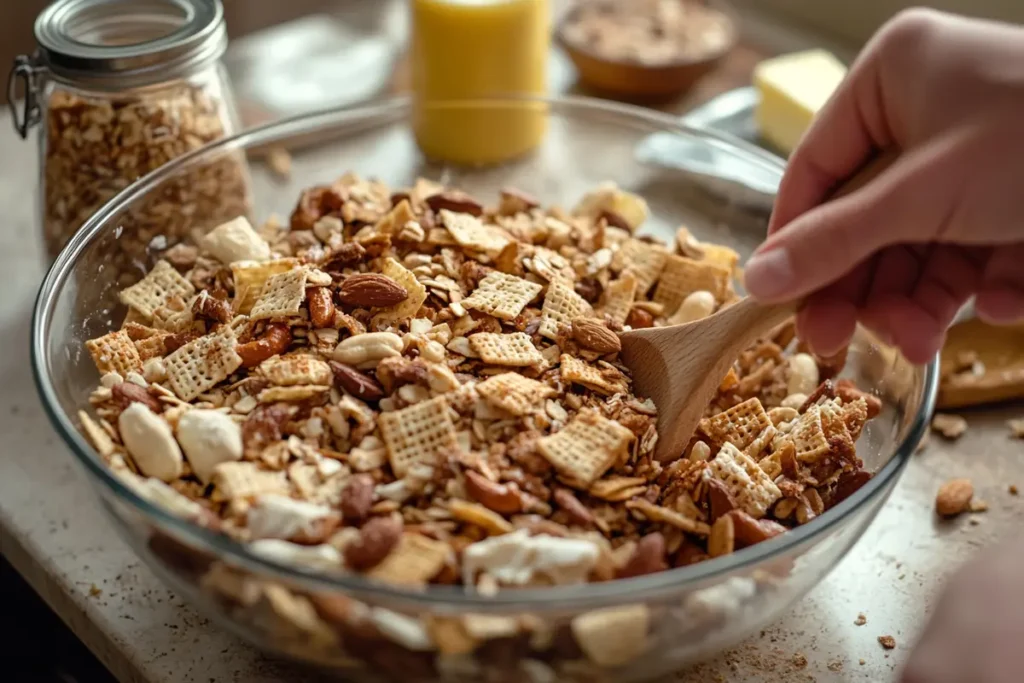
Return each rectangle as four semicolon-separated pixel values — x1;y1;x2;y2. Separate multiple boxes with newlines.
901;539;1024;683
743;9;1024;364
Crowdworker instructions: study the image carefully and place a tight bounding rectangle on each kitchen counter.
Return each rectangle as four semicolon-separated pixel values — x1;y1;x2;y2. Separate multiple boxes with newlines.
2;22;1024;683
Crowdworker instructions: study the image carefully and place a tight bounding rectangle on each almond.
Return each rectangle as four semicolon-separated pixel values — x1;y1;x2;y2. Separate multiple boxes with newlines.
340;473;375;521
111;381;162;413
936;478;974;517
728;510;786;547
425;190;483;217
330;361;385;401
554;487;594;526
344;515;402;570
497;187;539;215
464;470;522;514
705;477;736;523
338;273;408;308
571;318;621;354
625;307;654;329
617;532;667;578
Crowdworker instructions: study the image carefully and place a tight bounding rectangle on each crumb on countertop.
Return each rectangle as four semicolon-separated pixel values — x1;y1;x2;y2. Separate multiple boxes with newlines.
878;635;896;650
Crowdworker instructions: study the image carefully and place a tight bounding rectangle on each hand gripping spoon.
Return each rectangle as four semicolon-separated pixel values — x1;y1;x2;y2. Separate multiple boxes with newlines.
619;150;898;462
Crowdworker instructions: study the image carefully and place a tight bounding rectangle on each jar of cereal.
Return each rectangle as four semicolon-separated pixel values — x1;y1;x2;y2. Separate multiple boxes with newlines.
7;0;252;262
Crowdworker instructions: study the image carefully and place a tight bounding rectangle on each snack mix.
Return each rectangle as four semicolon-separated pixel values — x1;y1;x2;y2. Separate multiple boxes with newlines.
80;174;881;675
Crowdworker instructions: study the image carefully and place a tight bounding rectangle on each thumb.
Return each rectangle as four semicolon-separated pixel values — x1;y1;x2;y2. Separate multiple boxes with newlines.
744;142;962;303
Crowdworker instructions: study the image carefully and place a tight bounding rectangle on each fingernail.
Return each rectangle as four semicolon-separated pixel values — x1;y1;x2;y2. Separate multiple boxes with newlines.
743;248;795;300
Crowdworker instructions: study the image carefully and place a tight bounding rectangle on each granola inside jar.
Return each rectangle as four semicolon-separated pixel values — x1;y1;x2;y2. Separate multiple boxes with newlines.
8;0;252;263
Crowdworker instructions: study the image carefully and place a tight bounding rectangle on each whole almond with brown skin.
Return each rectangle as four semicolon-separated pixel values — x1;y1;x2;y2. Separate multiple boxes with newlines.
553;488;594;526
111;382;162;413
464;470;522;514
617;532;668;579
626;307;654;329
340;473;375;521
571;318;621;354
344;515;402;570
338;273;408;308
935;478;974;517
425;190;483;217
728;510;786;547
330;361;385;401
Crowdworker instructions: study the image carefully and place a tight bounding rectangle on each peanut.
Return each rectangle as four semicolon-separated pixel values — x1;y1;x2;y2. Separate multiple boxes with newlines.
669;290;715;325
333;332;403;366
236;323;292;368
118;403;184;482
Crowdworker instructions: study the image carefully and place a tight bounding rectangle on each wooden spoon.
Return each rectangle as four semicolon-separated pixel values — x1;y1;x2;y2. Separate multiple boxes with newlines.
620;150;899;462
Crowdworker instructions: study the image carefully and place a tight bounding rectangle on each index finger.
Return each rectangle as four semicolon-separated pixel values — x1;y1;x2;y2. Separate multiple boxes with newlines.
768;38;896;234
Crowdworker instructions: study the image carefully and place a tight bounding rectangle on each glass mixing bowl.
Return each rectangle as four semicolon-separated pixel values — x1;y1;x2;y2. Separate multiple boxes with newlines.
32;96;937;682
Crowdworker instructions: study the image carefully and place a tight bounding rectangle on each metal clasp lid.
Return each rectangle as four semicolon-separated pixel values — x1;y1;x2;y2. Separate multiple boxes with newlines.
7;54;42;140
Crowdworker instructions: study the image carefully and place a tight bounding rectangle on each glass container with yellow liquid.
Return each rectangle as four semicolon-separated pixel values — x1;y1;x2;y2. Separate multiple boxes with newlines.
411;0;549;166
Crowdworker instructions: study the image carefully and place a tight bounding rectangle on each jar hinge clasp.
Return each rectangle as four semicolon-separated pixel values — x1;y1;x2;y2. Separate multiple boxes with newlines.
7;54;43;140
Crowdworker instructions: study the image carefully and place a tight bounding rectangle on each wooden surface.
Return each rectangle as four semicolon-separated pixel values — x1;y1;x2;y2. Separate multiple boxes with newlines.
2;9;1024;683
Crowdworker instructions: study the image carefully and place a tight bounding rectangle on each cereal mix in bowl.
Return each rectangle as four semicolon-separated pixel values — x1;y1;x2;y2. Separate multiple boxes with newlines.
80;173;881;594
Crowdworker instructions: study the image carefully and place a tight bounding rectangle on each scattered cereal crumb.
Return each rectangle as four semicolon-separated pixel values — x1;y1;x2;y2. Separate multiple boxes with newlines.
859;659;866;666
266;147;292;180
968;518;981;526
935;478;974;517
1010;485;1019;496
854;613;867;626
89;584;102;597
792;653;808;668
969;499;988;513
1009;419;1024;439
878;635;896;650
827;659;843;672
931;413;967;439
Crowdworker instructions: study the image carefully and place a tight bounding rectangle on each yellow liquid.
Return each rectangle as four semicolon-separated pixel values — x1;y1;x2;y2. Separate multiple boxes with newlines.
411;0;549;166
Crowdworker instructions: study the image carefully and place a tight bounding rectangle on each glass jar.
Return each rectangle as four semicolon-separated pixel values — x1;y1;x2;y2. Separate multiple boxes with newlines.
410;0;550;166
7;0;253;262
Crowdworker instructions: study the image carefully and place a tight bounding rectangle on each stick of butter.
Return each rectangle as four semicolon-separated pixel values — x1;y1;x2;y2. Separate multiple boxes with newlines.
753;49;847;155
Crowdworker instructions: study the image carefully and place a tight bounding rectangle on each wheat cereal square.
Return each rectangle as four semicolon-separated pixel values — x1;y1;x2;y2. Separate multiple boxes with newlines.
476;373;555;415
560;355;629;396
462;271;542;321
134;332;172;361
260;355;332;386
372;257;427;323
653;254;731;313
614;239;667;296
249;268;308;320
210;461;289;501
790;404;831;462
440;209;512;257
366;533;451;586
707;443;782;519
539;279;593;339
118;260;195;318
164;327;243;401
701;398;772;450
378;396;459;477
469;332;545;367
231;258;300;315
600;272;638;326
537;409;635;486
85;330;143;376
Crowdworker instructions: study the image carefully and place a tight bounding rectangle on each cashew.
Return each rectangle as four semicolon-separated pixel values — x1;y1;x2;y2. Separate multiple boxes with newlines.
669;290;716;324
175;409;243;483
426;363;459;394
333;332;403;366
118;403;184;482
787;353;820;396
421;340;447;363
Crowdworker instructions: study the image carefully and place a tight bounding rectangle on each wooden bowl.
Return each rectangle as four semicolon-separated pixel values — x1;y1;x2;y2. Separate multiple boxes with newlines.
556;0;738;101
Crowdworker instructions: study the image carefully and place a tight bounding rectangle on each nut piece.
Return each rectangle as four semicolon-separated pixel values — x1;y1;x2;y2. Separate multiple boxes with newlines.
236;324;292;368
727;510;786;547
111;382;162;413
330;360;385;401
175;409;244;483
935;478;974;517
931;413;967;440
307;287;336;328
616;532;667;579
425;190;484;217
340;474;375;521
625;308;654;329
118;403;184;482
707;513;735;557
333;332;403;366
571;318;622;354
787;353;820;396
338;273;409;308
464;471;522;515
344;515;402;570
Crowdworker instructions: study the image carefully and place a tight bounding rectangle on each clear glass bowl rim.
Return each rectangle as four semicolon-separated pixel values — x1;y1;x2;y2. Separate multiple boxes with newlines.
31;94;939;610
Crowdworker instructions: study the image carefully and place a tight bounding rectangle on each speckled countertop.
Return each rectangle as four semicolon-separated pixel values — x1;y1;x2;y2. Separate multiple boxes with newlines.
2;20;1023;680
